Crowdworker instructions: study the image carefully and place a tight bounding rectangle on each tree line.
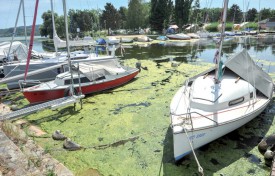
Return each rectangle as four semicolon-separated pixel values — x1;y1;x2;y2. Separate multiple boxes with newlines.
39;0;275;38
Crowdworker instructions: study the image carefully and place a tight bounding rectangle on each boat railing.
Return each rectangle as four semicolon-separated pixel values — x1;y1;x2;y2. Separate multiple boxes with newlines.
183;79;189;94
18;80;52;90
172;111;218;130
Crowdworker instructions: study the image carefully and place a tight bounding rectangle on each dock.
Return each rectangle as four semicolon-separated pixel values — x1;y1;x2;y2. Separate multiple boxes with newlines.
0;95;84;121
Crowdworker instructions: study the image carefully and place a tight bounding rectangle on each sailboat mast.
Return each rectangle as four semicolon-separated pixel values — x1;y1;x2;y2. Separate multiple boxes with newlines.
215;0;229;83
7;0;23;61
22;0;28;47
50;0;58;54
24;0;39;80
62;0;74;86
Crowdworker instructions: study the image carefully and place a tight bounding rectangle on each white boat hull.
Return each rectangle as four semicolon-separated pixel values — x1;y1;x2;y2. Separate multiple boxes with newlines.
173;99;269;160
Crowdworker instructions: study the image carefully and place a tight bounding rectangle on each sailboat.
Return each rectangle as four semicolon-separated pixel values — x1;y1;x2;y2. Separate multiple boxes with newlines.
170;0;274;162
21;0;139;104
22;58;139;104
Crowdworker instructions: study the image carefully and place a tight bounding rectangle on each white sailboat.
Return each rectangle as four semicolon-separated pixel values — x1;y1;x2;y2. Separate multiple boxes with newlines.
170;0;274;163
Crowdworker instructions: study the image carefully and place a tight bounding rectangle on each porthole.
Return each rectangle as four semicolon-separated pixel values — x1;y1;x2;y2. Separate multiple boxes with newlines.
229;97;244;106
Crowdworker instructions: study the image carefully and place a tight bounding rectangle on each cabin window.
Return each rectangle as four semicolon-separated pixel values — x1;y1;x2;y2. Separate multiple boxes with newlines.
229;97;244;106
64;77;90;85
95;76;106;81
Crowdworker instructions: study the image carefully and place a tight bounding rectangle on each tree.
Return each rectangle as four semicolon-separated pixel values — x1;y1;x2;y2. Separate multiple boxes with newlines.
39;10;57;38
260;8;272;21
55;15;65;38
205;8;221;23
127;0;144;30
227;4;242;23
100;3;120;32
174;0;193;30
189;0;201;26
150;0;173;32
142;2;151;29
39;10;67;38
165;0;174;26
118;7;128;29
246;8;257;22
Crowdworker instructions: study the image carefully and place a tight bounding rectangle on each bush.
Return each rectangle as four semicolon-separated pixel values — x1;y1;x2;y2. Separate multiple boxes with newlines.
225;23;233;31
206;22;219;32
241;22;258;31
205;22;234;32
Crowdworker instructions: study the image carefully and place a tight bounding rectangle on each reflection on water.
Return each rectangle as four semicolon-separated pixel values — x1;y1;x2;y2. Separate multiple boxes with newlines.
119;36;275;62
117;36;275;73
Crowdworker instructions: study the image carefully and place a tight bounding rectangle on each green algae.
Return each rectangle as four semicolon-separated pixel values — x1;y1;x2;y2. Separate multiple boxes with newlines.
3;58;275;175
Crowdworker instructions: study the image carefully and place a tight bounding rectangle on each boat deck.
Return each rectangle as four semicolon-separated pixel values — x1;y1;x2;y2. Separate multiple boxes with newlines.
171;86;269;131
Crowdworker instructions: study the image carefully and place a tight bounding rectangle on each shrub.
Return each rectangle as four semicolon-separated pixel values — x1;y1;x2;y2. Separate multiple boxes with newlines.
205;22;234;32
206;22;219;32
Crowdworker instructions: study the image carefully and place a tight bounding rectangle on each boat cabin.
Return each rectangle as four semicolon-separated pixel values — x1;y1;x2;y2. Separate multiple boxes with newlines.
190;72;256;112
54;67;111;86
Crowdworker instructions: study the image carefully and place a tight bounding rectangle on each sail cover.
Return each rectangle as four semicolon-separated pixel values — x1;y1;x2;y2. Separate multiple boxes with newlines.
224;49;273;99
0;41;28;61
53;33;95;48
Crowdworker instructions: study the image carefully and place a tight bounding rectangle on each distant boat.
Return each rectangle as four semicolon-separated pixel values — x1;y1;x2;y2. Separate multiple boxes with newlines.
186;33;200;39
22;58;139;104
96;38;106;45
166;33;191;40
225;31;235;36
243;30;258;35
156;36;169;41
120;37;133;43
196;31;213;38
53;34;95;48
106;37;120;44
212;36;233;43
136;36;153;42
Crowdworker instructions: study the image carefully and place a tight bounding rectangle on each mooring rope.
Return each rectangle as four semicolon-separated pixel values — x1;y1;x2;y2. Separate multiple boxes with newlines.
183;127;204;176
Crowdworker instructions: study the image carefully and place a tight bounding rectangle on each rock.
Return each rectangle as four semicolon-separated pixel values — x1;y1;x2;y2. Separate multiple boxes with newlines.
264;149;274;167
29;126;46;137
258;140;268;155
264;150;274;160
171;61;180;67
0;123;74;175
14;120;28;129
52;130;67;140
10;105;19;111
63;138;82;151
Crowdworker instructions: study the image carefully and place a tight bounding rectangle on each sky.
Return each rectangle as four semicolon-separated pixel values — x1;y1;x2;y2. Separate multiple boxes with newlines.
0;0;274;29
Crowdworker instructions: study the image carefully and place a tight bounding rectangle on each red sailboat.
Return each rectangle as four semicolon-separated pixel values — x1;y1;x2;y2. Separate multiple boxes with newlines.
21;0;139;104
22;58;139;104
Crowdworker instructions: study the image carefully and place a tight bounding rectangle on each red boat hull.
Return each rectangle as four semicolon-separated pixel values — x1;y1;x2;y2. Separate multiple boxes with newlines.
23;70;139;104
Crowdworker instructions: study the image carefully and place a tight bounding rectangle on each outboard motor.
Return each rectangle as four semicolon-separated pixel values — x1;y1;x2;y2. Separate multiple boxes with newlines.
136;62;141;72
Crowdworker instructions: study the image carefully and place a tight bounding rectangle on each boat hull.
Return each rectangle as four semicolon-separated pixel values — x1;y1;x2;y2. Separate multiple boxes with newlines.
172;99;270;161
166;34;191;40
23;69;139;104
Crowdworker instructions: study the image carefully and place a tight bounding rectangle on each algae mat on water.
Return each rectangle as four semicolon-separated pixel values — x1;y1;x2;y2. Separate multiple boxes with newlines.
13;58;274;176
